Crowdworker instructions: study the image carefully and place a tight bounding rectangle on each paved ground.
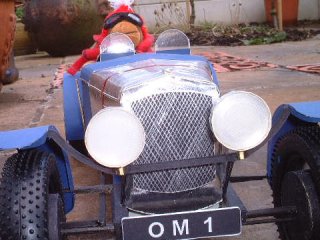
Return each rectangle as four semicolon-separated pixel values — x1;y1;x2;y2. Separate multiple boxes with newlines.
0;38;320;240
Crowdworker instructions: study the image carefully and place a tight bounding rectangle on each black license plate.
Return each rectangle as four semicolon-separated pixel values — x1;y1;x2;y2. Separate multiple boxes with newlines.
122;207;241;240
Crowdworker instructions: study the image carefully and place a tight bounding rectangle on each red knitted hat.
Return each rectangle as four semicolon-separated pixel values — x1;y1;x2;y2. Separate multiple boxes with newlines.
95;0;153;51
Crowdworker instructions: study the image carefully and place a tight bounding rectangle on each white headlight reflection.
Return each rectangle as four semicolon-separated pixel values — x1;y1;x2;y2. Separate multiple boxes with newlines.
100;33;135;55
211;91;271;151
85;107;145;168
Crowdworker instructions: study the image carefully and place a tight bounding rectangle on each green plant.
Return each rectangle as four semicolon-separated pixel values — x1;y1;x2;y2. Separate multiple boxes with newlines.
187;21;289;46
196;21;217;31
15;6;24;20
243;31;287;45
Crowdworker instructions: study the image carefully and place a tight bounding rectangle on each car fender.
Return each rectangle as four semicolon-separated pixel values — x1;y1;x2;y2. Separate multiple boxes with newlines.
0;125;75;213
267;100;320;183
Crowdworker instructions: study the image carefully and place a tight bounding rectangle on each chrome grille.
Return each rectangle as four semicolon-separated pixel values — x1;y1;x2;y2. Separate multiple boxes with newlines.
130;92;216;193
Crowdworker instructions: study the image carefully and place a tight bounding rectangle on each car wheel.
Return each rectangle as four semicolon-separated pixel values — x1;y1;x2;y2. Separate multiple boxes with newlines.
270;125;320;240
48;193;66;239
0;149;66;240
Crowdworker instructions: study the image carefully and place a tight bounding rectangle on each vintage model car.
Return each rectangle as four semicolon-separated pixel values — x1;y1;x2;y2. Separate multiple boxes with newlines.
0;30;319;240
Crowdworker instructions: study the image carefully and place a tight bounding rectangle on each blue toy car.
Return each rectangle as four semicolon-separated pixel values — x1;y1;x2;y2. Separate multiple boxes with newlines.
0;30;319;240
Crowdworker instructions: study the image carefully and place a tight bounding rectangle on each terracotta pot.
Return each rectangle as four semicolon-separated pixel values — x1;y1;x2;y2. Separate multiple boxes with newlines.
265;0;299;26
23;0;112;57
0;0;15;85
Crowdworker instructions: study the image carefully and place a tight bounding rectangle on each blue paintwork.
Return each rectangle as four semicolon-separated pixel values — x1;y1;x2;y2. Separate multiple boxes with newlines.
63;72;85;141
267;101;320;183
208;60;219;88
0;126;75;213
0;125;53;150
100;52;135;61
288;101;320;122
156;48;191;55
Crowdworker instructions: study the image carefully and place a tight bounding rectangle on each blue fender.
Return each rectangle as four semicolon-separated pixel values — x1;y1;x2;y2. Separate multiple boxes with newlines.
267;100;320;183
0;125;75;213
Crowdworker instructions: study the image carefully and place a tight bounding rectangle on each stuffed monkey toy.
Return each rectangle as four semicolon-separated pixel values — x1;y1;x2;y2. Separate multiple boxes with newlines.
67;0;154;75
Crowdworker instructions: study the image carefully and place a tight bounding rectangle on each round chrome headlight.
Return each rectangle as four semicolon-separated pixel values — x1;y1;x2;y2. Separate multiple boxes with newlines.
100;32;135;55
211;91;271;151
85;107;145;168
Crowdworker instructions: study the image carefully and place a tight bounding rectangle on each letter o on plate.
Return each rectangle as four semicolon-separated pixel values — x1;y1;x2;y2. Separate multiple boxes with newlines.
148;222;164;238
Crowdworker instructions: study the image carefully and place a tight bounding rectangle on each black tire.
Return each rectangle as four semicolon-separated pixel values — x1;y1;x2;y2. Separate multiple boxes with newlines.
48;194;65;239
270;125;320;240
280;170;320;240
0;149;66;240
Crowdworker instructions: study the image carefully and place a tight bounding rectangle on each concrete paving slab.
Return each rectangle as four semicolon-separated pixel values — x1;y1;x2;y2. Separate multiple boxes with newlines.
217;69;320;112
193;39;320;66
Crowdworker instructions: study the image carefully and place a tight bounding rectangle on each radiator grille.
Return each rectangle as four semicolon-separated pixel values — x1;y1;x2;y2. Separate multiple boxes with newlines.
130;92;216;193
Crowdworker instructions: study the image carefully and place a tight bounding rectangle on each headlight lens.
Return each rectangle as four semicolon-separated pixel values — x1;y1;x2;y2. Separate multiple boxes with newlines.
211;91;271;151
100;32;135;55
85;107;145;168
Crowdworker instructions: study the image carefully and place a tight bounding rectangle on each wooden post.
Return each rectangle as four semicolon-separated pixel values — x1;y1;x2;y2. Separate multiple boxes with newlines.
186;0;191;29
277;0;283;31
